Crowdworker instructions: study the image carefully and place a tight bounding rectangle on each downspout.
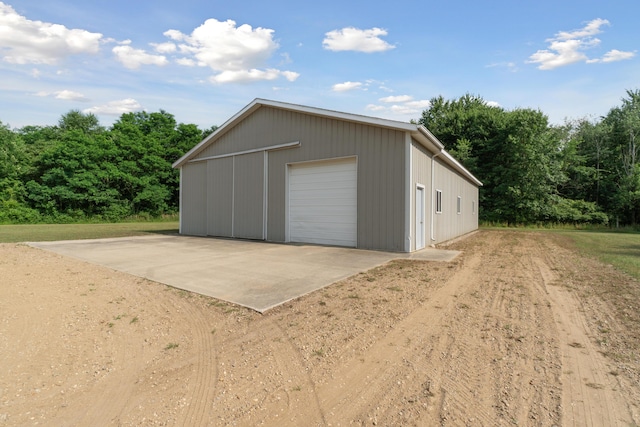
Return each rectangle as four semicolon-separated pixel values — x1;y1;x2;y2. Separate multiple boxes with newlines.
430;151;442;242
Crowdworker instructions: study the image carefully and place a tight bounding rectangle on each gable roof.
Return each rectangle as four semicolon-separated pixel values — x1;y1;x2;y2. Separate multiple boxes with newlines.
172;98;482;186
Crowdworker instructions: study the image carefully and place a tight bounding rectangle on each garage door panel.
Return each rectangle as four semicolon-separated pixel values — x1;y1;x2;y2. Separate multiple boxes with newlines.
289;158;357;247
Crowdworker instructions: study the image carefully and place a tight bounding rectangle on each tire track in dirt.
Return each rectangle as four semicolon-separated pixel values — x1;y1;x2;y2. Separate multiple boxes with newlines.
178;299;218;427
313;242;502;425
265;318;327;426
539;256;636;426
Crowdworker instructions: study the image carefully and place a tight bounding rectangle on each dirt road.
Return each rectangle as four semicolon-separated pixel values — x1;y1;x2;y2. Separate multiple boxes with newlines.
1;230;639;426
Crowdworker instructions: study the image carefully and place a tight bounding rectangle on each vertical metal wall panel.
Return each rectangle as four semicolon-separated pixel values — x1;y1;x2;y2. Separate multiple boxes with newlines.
206;157;233;237
180;163;207;236
410;140;432;251
258;107;406;252
233;152;265;239
433;160;479;243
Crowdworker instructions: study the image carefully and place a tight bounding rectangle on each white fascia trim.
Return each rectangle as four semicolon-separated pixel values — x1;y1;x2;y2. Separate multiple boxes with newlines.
187;141;300;163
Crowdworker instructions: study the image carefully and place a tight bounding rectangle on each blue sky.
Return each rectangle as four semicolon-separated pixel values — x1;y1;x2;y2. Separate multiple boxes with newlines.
1;0;638;130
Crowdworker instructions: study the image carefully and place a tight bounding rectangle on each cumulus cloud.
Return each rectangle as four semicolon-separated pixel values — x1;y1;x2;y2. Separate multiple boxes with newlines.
210;68;299;84
599;49;636;63
366;97;430;118
332;81;363;92
365;104;385;112
83;98;142;115
527;18;635;70
151;42;177;54
36;89;89;101
0;2;102;64
163;18;298;83
379;95;413;103
404;100;431;109
112;45;168;69
323;27;395;53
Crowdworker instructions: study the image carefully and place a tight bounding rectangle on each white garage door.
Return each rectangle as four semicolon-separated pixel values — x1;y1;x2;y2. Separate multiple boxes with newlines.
288;158;357;247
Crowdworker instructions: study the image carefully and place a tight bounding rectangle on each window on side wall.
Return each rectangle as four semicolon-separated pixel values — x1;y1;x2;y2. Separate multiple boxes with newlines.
472;200;476;215
457;196;462;214
436;190;442;214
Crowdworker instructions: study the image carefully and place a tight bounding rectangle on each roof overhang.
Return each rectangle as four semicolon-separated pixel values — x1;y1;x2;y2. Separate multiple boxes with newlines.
172;98;482;187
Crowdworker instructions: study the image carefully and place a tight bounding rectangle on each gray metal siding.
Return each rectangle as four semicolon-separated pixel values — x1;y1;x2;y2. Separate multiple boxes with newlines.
433;160;479;243
258;110;406;252
180;162;207;236
410;140;432;251
182;105;480;251
233;152;264;239
206;157;233;237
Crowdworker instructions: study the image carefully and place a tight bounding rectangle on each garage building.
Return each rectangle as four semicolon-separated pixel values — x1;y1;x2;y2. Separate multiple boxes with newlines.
172;99;482;252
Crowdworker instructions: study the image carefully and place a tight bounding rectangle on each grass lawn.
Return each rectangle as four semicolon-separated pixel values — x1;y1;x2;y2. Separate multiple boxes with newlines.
557;230;640;281
0;222;179;243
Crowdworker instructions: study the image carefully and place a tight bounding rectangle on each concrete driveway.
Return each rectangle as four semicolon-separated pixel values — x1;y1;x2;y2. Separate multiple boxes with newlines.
29;235;459;312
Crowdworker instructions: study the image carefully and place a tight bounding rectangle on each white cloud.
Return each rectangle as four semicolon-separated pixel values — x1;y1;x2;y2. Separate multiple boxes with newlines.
164;18;297;83
151;42;177;54
390;104;423;115
486;101;501;108
556;18;609;40
209;68;299;84
404;100;431;109
600;49;636;63
365;104;385;112
36;89;89;101
0;2;102;65
366;99;430;117
379;95;413;103
486;61;518;72
332;81;363;92
83;98;142;115
527;18;634;70
323;27;395;53
112;45;168;69
55;89;89;101
176;57;196;67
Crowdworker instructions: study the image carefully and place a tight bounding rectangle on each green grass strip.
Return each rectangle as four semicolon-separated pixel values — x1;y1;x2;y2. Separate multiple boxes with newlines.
558;230;640;281
0;222;179;243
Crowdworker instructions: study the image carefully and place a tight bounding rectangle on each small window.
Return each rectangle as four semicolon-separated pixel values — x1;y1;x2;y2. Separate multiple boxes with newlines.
457;196;462;214
472;200;476;215
435;190;442;214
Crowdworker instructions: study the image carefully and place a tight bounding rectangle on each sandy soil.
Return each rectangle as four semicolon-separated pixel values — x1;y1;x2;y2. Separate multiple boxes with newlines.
1;230;639;426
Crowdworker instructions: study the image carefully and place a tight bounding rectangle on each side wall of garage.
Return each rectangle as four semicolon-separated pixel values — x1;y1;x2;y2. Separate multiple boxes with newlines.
410;140;433;252
432;160;479;244
184;106;408;252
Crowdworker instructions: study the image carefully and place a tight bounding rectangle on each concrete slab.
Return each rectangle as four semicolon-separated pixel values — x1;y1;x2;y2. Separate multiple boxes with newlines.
28;235;459;312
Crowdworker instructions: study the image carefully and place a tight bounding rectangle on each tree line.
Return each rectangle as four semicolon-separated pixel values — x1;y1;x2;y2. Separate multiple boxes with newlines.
1;90;639;225
419;89;640;226
0;110;215;223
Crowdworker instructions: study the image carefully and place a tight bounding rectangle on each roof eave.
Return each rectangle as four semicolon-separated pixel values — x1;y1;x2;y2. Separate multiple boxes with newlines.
411;125;483;187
